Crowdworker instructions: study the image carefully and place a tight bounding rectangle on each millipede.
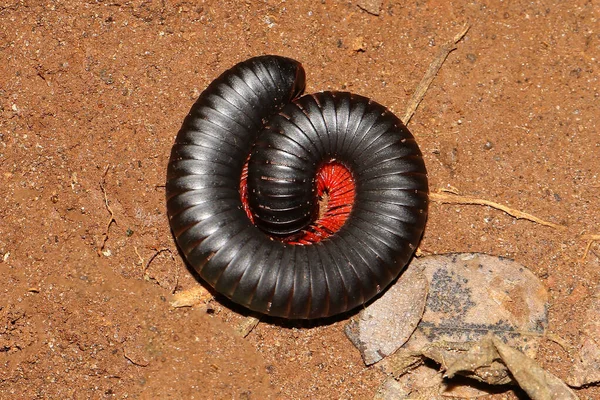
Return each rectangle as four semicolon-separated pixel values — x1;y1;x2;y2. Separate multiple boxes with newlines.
166;55;428;319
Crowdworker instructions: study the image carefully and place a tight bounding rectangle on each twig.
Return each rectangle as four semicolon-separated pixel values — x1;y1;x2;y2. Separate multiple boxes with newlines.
402;24;470;125
123;350;149;367
544;332;571;353
98;165;116;256
172;274;179;295
134;246;144;267
144;247;174;276
580;234;600;261
430;190;566;230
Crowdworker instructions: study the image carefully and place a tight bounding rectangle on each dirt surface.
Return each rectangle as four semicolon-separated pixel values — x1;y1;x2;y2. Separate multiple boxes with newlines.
1;0;598;399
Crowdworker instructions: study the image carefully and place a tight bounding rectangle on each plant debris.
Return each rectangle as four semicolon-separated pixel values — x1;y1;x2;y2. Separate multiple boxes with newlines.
568;284;600;387
402;25;470;125
98;165;116;256
345;265;428;365
349;253;552;397
355;0;383;16
430;191;565;230
380;337;578;399
170;286;212;308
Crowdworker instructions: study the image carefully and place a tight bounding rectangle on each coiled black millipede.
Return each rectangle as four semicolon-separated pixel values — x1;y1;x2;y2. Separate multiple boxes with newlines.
166;55;428;319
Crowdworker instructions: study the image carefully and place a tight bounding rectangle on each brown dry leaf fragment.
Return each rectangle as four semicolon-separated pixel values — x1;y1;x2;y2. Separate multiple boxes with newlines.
235;316;260;338
568;284;600;387
351;36;366;52
407;254;548;358
384;337;578;399
355;253;548;368
345;266;428;365
170;286;212;308
379;254;551;398
380;361;445;399
355;0;382;16
384;340;510;388
382;342;498;398
492;338;578;400
373;377;410;400
444;338;511;385
381;348;425;379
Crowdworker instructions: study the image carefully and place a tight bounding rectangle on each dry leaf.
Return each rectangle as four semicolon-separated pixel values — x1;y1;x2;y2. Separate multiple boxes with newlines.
567;284;600;387
406;253;548;359
170;286;212;308
493;338;578;400
382;337;578;400
345;266;428;365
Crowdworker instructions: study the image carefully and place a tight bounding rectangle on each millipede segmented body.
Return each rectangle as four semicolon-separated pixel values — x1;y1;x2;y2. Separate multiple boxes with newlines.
166;55;428;319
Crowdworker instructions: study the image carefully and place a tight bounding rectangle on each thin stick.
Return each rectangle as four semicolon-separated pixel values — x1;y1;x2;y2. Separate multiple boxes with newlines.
580;234;600;261
134;246;144;267
581;234;600;241
123;350;149;367
402;24;470;125
98;165;116;256
430;191;566;230
144;248;173;275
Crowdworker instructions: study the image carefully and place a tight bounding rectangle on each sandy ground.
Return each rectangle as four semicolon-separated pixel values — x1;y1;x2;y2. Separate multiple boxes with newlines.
1;0;599;399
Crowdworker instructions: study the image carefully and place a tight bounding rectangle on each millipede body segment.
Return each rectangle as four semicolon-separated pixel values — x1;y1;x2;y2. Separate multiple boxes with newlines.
166;55;428;319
